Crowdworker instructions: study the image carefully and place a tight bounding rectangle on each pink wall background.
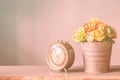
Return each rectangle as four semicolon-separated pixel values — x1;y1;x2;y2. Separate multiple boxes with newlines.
0;0;120;65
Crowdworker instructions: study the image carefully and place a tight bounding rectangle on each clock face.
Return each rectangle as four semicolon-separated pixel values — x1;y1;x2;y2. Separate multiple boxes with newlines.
46;41;75;71
50;45;65;65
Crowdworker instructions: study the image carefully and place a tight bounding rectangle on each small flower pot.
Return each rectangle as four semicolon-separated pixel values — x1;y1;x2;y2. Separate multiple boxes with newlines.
81;42;112;73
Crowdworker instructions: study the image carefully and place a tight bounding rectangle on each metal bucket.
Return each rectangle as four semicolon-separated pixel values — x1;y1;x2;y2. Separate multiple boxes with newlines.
81;42;112;73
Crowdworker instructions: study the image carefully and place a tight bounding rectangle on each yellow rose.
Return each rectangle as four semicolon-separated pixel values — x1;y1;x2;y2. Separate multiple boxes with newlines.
94;27;105;41
98;23;107;30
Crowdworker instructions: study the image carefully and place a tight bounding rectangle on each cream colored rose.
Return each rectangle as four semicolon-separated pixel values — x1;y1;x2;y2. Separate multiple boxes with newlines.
85;32;95;42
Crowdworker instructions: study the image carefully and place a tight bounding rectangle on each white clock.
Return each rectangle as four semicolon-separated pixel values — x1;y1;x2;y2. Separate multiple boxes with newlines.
46;40;75;71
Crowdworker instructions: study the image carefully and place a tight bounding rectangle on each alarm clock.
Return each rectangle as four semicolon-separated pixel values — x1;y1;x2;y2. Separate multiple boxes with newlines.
46;40;75;71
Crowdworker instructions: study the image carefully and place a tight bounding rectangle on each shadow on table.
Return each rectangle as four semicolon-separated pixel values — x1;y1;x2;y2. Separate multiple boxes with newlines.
67;66;120;73
110;66;120;72
67;66;84;73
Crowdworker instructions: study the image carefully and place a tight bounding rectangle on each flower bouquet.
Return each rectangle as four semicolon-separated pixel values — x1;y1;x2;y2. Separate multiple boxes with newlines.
72;19;117;73
72;19;117;43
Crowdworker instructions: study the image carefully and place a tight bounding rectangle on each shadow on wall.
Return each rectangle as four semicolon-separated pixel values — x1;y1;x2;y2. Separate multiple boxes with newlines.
0;0;18;65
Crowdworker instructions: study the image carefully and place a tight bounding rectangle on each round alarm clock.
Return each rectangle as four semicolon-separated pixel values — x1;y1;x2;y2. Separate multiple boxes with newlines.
46;40;75;71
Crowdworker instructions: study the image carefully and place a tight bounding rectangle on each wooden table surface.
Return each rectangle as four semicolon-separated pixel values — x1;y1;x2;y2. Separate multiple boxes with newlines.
0;65;120;80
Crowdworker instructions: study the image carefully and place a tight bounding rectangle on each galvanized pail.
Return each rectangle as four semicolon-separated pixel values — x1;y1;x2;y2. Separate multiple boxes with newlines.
81;42;112;73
